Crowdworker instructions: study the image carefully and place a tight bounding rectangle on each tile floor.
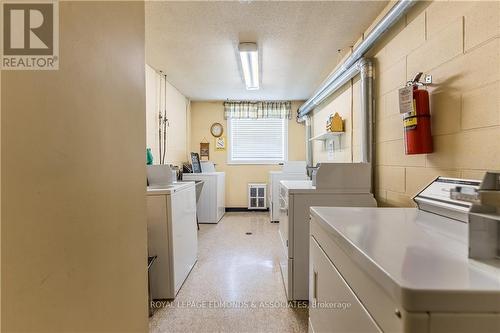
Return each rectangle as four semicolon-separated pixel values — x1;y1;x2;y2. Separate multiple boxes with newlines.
149;212;308;333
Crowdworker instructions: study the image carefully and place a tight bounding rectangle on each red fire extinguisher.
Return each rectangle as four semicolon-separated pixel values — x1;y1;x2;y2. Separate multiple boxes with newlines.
402;73;433;155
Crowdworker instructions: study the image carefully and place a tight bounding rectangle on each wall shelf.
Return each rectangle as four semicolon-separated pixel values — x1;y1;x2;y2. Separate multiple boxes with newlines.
309;131;344;142
310;132;345;156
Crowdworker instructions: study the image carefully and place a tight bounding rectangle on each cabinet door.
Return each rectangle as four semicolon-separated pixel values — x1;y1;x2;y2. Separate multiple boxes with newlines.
310;236;381;333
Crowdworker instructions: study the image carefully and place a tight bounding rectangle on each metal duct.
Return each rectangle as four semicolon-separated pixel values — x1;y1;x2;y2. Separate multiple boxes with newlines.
298;0;416;174
359;59;374;163
303;115;313;176
297;0;417;118
302;58;373;166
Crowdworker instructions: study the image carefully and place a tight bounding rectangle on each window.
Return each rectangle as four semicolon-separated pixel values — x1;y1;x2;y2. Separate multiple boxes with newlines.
228;118;288;164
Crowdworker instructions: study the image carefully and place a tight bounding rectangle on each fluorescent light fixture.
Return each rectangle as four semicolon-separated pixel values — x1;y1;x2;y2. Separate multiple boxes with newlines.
238;42;259;90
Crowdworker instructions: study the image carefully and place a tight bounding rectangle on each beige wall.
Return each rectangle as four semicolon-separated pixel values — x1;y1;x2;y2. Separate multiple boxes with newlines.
190;101;306;207
1;2;148;332
0;50;2;331
312;0;500;207
312;78;364;164
146;64;189;166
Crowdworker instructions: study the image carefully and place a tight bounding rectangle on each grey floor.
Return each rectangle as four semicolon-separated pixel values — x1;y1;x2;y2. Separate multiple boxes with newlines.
149;212;308;333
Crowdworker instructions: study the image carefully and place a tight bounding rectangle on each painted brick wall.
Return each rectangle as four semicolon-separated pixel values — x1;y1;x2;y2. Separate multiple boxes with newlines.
312;0;499;207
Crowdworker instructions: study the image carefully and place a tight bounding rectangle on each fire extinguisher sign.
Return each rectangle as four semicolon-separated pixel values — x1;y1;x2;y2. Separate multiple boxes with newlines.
398;86;414;114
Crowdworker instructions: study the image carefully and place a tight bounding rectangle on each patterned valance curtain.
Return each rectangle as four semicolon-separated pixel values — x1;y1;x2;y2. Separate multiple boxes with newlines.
224;101;291;119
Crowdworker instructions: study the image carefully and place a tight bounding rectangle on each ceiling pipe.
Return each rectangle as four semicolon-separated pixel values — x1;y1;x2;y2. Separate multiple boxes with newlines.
297;0;418;119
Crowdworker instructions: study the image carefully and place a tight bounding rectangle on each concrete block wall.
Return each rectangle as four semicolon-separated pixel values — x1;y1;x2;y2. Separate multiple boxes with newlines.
312;0;500;207
374;0;499;206
312;83;355;163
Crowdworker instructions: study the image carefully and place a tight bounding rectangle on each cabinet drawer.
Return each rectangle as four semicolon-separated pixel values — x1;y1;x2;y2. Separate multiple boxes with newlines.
310;236;381;333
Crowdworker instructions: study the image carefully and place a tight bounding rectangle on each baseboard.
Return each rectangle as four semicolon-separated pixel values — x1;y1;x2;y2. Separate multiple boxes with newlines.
225;207;269;212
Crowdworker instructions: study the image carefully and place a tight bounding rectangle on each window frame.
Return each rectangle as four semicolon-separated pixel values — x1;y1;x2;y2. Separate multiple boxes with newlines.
226;117;288;165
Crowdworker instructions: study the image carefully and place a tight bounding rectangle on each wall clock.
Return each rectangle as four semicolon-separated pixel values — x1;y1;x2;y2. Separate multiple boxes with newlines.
210;122;224;137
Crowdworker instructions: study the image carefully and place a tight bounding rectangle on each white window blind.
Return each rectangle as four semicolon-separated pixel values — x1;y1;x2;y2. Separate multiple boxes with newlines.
228;118;288;164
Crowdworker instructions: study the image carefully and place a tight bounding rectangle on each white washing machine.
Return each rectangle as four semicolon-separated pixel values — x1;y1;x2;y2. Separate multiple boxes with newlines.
268;161;308;222
183;172;225;223
147;182;198;299
308;177;493;333
279;163;377;301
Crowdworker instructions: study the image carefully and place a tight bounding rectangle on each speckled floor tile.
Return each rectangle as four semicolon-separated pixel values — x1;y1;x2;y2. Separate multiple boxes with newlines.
149;212;308;333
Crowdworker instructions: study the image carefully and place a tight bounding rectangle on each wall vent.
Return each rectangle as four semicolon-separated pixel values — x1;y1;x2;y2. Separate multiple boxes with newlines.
248;183;267;209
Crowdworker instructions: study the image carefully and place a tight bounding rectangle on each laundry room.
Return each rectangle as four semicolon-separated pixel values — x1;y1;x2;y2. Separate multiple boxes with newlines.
2;1;500;332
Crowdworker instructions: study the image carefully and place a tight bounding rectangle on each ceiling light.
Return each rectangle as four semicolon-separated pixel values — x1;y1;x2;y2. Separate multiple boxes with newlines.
238;42;259;90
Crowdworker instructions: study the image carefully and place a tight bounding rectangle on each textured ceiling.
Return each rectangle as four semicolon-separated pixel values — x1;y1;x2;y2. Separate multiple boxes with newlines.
146;1;387;101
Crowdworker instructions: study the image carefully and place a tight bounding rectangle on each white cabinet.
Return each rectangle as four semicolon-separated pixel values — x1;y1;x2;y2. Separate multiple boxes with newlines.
183;172;225;223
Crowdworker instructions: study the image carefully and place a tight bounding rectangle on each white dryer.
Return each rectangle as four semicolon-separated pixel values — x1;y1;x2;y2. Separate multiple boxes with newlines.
268;161;308;222
308;177;492;333
278;163;377;301
147;182;198;299
183;172;225;223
